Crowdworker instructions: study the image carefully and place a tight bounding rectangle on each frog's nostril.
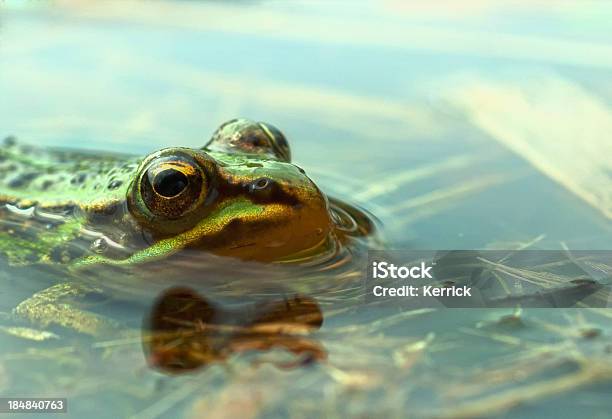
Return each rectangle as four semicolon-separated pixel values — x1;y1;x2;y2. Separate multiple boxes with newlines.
253;178;270;190
153;169;189;198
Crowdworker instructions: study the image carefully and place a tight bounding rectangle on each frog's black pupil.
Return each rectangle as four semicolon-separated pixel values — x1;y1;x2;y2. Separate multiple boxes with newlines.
153;169;188;198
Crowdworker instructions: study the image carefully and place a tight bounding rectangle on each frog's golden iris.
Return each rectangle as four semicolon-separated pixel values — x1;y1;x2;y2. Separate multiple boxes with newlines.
127;149;214;235
139;155;207;218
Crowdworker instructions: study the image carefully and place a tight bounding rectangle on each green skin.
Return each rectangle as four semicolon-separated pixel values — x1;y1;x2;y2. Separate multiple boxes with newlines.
1;119;363;335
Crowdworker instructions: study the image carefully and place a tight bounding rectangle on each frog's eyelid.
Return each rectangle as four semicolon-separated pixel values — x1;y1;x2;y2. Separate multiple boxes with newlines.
258;123;276;146
258;123;290;162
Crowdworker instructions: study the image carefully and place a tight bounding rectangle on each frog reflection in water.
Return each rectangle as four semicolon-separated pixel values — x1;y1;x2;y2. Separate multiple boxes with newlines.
145;288;327;373
0;119;374;336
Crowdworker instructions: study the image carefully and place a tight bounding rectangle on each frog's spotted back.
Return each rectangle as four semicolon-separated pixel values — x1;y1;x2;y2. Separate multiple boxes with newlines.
0;136;138;210
0;137;139;266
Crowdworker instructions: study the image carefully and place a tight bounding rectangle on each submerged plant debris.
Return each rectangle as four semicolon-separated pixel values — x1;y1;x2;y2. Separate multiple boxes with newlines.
450;75;612;220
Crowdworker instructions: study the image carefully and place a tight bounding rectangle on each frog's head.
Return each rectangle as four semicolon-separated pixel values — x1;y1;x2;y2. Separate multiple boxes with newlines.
124;119;333;263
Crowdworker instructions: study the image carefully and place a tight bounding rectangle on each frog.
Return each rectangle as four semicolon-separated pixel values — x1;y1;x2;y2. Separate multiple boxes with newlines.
0;119;376;337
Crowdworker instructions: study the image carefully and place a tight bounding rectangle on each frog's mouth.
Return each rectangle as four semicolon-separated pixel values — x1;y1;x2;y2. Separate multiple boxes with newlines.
74;195;332;269
186;196;334;262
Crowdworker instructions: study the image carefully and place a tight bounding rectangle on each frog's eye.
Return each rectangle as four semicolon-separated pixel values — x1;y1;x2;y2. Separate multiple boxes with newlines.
259;122;291;162
139;156;206;219
205;118;292;162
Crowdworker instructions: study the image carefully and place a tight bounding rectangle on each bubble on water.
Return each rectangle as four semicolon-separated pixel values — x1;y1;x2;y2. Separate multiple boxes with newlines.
91;237;109;254
5;203;35;217
117;232;129;244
